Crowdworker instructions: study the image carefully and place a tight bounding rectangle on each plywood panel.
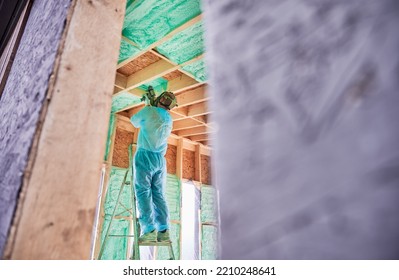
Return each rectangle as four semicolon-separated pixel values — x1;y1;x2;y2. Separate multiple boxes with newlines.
117;51;160;76
0;0;72;258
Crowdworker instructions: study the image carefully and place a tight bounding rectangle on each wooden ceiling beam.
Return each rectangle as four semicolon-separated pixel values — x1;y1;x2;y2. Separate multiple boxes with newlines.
189;134;211;142
176;86;208;107
187;102;209;117
199;140;209;146
169;133;212;155
115;72;127;89
174;102;209;118
124;59;175;90
168;74;202;94
176;126;208;137
172;118;204;131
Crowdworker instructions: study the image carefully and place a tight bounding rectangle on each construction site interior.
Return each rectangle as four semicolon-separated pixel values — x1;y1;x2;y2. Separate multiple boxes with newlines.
92;0;218;260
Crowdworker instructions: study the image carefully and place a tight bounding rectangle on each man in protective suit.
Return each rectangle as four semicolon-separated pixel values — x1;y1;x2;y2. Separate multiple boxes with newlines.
130;91;177;242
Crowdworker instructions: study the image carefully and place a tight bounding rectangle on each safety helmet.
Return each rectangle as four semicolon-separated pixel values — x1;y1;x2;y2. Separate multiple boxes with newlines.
154;91;178;110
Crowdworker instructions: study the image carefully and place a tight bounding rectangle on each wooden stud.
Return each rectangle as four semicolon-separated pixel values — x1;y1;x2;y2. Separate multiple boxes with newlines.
195;144;201;182
176;138;184;179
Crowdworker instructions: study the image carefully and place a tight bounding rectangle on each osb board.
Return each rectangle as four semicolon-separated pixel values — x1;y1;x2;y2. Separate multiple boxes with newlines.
183;150;195;180
201;155;212;185
0;0;73;257
165;144;177;174
163;69;182;81
112;128;134;168
117;51;160;76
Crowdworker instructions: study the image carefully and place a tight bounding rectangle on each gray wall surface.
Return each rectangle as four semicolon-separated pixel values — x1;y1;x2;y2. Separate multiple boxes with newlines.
203;0;399;259
0;0;72;257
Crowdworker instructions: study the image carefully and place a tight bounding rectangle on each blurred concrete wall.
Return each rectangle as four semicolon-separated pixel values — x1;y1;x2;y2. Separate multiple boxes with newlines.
203;0;399;259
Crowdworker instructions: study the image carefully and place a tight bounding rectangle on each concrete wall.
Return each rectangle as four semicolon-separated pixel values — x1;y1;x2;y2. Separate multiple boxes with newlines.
0;0;72;257
203;0;399;259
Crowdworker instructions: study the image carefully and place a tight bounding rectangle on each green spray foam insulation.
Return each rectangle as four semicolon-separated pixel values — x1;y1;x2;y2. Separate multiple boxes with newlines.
181;58;207;82
122;0;201;50
111;93;142;113
201;185;218;224
200;185;218;259
201;225;218;259
156;21;204;65
118;40;141;64
104;114;116;161
100;169;181;259
156;174;181;259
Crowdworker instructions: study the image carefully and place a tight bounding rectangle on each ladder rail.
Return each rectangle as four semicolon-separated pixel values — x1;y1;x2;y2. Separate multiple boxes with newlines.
97;169;129;260
129;145;141;260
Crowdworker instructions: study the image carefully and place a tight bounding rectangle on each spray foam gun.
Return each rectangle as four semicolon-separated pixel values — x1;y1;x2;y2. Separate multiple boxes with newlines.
140;86;157;106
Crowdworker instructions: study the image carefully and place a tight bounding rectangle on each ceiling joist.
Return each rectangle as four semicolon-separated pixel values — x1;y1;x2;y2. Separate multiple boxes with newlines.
176;126;209;137
115;54;204;95
173;118;205;131
189;134;211;142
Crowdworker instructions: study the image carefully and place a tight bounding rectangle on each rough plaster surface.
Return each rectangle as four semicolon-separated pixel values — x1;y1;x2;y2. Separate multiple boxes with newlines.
203;0;399;259
0;0;71;257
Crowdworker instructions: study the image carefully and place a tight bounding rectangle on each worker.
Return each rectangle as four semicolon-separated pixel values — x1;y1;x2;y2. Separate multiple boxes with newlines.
130;91;177;243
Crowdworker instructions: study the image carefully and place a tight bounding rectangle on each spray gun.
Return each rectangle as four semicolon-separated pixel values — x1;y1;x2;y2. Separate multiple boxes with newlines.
140;86;157;106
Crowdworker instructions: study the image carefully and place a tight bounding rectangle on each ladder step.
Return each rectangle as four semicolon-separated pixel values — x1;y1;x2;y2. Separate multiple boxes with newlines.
109;234;135;237
139;241;172;246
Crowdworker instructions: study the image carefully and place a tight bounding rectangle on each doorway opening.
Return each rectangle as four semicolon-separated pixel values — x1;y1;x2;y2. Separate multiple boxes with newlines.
91;0;219;260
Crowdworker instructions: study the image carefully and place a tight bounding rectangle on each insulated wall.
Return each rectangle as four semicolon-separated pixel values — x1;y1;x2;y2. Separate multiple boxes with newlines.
203;0;399;259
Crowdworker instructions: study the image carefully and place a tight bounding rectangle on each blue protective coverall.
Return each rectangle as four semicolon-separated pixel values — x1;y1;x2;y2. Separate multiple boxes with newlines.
130;106;173;235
